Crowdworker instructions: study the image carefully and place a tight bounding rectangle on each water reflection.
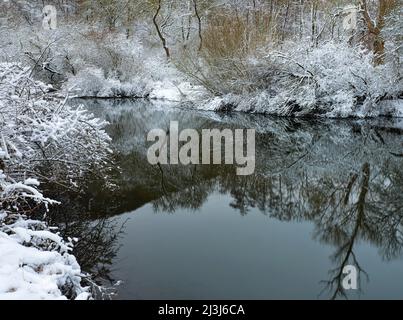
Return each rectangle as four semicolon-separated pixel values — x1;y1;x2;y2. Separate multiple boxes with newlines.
66;99;403;299
33;186;124;298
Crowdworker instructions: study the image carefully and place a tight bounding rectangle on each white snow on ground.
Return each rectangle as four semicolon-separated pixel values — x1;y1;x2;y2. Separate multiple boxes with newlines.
0;173;92;300
198;97;227;111
149;80;207;102
0;213;90;300
149;81;188;101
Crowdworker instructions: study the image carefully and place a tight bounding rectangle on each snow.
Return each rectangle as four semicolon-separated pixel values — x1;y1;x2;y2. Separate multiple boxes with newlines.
0;213;90;300
0;63;113;300
193;42;403;118
60;40;401;118
2;183;59;206
24;178;40;186
378;99;403;118
0;176;89;300
64;53;209;102
65;67;150;98
0;0;401;299
198;97;229;111
0;63;112;183
149;81;207;102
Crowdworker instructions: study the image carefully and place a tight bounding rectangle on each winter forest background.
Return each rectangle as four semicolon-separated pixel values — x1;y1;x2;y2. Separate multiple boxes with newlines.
1;0;402;116
0;0;402;300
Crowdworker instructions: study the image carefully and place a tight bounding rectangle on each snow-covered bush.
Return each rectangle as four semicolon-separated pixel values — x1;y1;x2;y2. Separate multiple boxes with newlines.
0;208;91;299
60;29;201;99
0;169;91;299
0;62;113;299
265;42;402;117
0;21;159;97
66;66;151;98
0;62;112;184
195;42;402;118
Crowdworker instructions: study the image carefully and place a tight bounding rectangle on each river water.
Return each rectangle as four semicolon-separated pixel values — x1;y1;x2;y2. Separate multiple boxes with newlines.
53;99;403;299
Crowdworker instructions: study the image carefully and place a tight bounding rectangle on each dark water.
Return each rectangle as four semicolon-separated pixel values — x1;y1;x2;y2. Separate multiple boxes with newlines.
54;99;403;299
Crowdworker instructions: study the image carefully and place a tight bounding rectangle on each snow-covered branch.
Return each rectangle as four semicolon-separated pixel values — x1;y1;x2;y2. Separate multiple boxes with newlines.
0;62;113;300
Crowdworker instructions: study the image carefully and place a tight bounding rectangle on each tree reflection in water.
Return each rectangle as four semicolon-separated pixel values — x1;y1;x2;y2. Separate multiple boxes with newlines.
33;183;125;299
58;99;403;299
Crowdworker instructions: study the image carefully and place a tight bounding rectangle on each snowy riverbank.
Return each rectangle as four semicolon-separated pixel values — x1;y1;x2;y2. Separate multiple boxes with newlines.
0;207;90;300
62;40;403;119
0;63;112;300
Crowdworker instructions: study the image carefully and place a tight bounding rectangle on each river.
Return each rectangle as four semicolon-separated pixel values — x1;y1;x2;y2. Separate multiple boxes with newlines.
48;99;403;299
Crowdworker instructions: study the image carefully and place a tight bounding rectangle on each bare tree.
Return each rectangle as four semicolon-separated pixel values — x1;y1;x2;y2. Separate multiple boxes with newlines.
193;0;203;51
153;0;170;58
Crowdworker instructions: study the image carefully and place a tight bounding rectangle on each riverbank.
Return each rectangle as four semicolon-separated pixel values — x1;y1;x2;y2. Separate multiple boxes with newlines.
0;207;90;300
2;21;401;120
0;63;112;300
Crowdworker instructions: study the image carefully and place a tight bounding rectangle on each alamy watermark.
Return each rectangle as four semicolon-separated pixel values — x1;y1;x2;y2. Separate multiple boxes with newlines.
342;265;358;290
42;5;57;30
147;121;256;176
342;5;358;31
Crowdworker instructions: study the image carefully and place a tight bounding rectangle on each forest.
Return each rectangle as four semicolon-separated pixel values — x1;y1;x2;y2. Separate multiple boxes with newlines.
1;0;402;116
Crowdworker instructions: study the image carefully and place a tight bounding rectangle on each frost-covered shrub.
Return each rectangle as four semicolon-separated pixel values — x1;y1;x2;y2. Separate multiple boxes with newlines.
60;29;189;98
266;42;402;117
0;62;112;184
0;62;113;299
66;66;151;98
0;196;90;300
0;23;157;97
197;42;402;118
61;30;145;81
0;217;91;300
0;157;91;300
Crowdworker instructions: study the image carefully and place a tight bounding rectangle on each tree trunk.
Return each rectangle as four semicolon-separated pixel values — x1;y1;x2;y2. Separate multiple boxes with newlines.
193;0;203;51
360;0;396;65
153;0;170;59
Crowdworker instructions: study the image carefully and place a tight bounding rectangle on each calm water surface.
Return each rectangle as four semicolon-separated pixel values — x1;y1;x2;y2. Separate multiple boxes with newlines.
53;99;403;299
